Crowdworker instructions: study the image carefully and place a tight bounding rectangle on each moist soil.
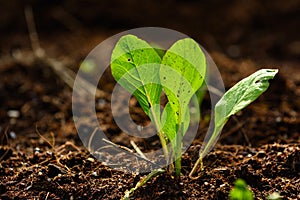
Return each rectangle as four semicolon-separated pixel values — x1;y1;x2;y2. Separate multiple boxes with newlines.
0;1;299;199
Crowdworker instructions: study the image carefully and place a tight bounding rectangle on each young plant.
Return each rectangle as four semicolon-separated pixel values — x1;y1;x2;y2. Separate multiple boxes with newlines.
189;68;278;176
111;34;206;176
111;34;278;178
111;34;278;199
229;179;254;200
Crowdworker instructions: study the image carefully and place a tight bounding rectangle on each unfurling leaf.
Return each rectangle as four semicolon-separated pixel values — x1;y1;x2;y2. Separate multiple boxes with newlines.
201;69;278;158
190;69;278;178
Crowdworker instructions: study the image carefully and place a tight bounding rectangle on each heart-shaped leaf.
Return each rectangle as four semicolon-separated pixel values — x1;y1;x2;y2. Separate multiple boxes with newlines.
111;34;162;123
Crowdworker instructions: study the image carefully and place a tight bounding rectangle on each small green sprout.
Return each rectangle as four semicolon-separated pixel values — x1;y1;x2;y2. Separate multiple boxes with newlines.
111;34;278;178
229;179;254;200
122;169;165;200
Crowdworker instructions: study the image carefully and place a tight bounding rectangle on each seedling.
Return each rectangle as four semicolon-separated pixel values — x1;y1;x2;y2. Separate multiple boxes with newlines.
229;179;254;200
110;35;278;198
111;35;206;176
190;68;278;176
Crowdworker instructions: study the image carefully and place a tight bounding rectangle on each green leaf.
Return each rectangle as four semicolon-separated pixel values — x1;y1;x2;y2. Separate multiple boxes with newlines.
229;179;254;200
195;82;207;107
200;69;278;158
111;34;162;120
160;38;206;175
191;83;207;124
111;35;170;161
160;38;206;140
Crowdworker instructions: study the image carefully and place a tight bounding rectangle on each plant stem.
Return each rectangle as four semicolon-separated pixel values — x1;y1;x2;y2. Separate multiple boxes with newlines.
149;105;169;164
189;155;203;178
189;124;223;178
174;122;184;176
122;168;165;200
157;130;169;161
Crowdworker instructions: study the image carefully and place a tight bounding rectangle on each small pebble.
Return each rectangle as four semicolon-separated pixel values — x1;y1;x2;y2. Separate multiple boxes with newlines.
276;116;282;122
16;144;20;152
34;147;41;154
91;172;98;177
9;131;16;139
87;157;95;162
7;110;20;118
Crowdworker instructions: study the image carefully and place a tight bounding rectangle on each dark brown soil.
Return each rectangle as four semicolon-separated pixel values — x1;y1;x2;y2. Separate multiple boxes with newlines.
0;0;299;199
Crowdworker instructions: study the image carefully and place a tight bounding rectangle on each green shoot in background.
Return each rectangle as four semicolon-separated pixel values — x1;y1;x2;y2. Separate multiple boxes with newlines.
229;179;254;200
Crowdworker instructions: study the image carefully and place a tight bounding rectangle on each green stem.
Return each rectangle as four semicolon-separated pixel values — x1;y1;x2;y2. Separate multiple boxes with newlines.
189;124;223;178
157;130;169;161
122;169;165;200
174;122;184;176
149;105;169;164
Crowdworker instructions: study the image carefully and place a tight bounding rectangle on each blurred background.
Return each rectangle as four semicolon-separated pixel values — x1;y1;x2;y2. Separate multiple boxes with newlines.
1;0;299;62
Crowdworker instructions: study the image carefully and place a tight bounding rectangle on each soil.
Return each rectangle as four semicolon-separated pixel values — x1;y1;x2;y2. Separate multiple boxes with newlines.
0;0;299;199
